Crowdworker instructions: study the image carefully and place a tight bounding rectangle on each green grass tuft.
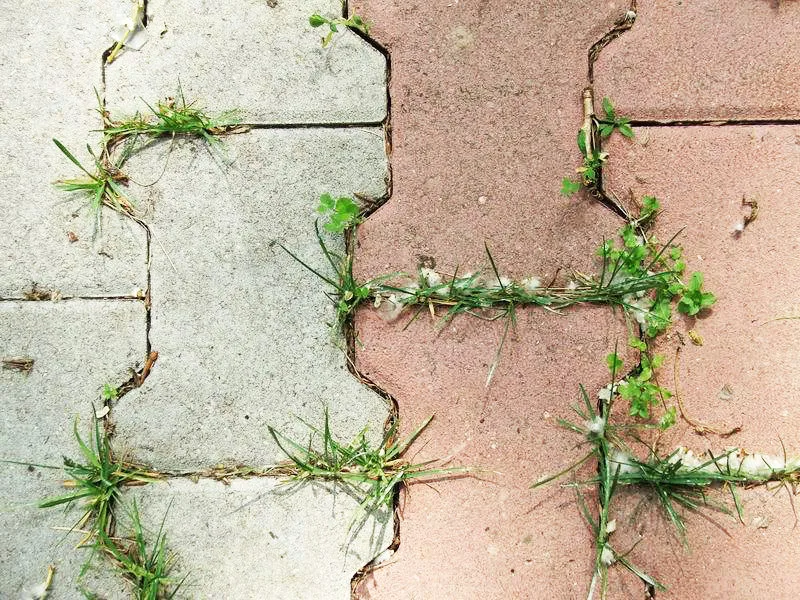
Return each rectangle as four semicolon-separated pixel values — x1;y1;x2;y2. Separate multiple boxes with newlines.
269;411;470;531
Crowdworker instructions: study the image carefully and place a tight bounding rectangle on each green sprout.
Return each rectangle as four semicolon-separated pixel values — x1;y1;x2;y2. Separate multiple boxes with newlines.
317;193;362;233
309;13;370;47
53;139;136;232
597;97;634;139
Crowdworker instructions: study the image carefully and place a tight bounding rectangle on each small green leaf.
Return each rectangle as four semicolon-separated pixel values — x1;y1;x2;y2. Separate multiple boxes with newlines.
309;14;327;27
560;177;582;196
329;22;338;32
618;123;635;139
640;195;660;219
602;97;615;120
317;193;334;213
659;406;677;430
577;129;587;156
628;338;647;351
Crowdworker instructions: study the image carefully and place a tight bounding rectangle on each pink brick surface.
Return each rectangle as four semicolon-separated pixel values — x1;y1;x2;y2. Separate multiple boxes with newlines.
603;125;800;597
350;1;638;596
594;0;800;121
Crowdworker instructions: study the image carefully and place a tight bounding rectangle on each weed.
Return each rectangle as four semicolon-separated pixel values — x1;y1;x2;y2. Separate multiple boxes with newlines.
309;13;370;47
39;418;161;545
53;139;136;232
269;411;469;531
561;94;629;197
317;193;361;233
100;500;187;600
102;383;119;403
101;88;244;149
597;97;634;140
277;222;398;331
676;271;716;316
534;350;800;598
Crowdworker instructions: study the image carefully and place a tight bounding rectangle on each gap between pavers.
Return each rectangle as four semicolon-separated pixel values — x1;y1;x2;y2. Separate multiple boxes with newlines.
601;125;800;597
104;0;387;125
593;0;800;121
111;129;390;470
116;477;390;600
0;300;146;598
0;1;147;299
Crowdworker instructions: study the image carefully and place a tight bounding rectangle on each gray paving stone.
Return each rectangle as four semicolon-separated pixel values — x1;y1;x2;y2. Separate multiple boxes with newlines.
113;129;389;470
120;478;391;599
0;1;147;299
1;300;146;598
105;0;387;125
0;464;129;600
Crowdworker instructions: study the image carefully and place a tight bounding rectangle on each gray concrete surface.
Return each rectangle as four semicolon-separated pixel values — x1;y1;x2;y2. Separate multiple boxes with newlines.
105;0;387;124
0;1;147;299
120;478;391;599
2;1;391;597
113;129;390;470
0;300;146;599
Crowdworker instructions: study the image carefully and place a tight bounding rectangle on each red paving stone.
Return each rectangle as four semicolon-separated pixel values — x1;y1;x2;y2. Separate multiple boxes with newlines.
602;126;800;596
594;0;800;121
350;1;641;597
351;1;800;597
354;309;623;599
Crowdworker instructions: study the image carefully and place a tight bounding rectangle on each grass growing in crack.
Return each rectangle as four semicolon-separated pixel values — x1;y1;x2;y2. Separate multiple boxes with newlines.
533;350;800;599
101;88;245;150
99;500;187;600
54;88;244;232
269;411;469;531
309;12;370;47
39;418;161;547
279;194;714;386
53;138;137;231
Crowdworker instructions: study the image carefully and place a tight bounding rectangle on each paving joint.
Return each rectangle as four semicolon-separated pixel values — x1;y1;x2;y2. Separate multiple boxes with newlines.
588;0;637;83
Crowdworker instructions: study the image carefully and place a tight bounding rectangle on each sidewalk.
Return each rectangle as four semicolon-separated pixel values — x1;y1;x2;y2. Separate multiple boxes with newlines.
2;1;800;599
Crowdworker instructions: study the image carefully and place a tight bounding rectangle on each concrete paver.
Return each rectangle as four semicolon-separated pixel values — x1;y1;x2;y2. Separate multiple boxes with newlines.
606;485;800;599
605;126;800;451
112;130;390;470
602;126;800;596
121;477;390;600
1;300;146;598
0;1;147;299
594;0;800;121
105;0;387;125
354;309;623;600
350;1;633;597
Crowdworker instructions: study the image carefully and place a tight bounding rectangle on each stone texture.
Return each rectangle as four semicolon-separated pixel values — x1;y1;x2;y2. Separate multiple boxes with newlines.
119;477;390;599
349;0;632;596
104;0;387;125
113;129;390;470
603;125;800;597
593;0;800;121
605;126;800;452
606;485;800;599
0;1;147;299
0;300;146;598
353;309;622;599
